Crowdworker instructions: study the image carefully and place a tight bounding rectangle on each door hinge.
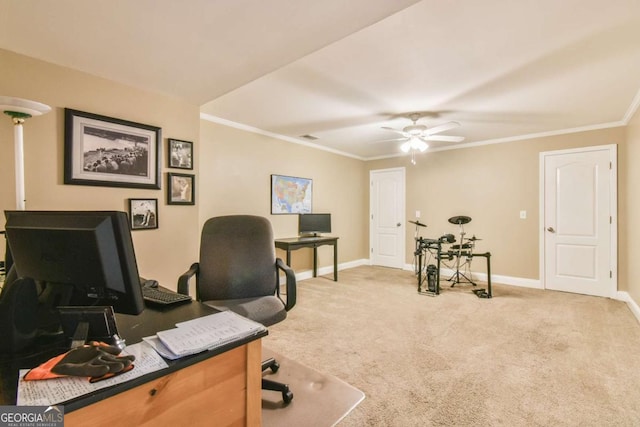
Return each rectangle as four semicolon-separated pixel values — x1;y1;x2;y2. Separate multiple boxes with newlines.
371;248;373;253
610;216;612;224
610;270;612;278
609;161;612;170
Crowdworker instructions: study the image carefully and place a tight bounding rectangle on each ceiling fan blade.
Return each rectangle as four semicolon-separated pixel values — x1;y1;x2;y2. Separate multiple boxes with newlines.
425;121;460;135
381;126;410;137
374;137;409;143
422;135;465;143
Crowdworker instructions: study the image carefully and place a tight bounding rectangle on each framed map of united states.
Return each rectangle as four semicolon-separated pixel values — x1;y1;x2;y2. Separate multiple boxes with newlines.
271;174;312;214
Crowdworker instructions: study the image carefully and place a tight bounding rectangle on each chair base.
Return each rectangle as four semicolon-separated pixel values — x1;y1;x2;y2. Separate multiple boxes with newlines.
262;357;293;404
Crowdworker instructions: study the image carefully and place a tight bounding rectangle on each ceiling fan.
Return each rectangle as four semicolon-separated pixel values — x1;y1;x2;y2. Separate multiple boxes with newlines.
381;113;465;153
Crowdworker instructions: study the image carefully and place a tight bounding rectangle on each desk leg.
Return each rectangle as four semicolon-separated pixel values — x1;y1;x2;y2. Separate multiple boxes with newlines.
486;252;492;298
333;243;338;281
436;243;441;295
286;250;291;268
313;247;318;277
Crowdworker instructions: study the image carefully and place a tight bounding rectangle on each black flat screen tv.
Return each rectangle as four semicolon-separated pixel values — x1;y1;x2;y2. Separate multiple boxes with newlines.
4;210;145;316
298;213;331;237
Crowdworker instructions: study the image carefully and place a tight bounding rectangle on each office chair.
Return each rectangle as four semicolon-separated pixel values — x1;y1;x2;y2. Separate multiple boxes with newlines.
177;215;297;403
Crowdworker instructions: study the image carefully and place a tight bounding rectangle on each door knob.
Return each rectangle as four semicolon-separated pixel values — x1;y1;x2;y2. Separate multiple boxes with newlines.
547;227;555;233
397;222;401;227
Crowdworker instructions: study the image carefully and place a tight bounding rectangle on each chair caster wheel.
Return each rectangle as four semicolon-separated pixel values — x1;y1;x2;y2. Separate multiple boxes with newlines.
283;390;293;404
270;361;280;374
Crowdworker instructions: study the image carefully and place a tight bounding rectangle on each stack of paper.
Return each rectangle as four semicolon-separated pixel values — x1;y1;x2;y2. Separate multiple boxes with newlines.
18;342;169;406
143;310;266;359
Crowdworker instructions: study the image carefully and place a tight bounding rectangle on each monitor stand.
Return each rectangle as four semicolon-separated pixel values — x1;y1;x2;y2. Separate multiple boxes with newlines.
69;321;90;349
58;306;125;350
300;233;321;238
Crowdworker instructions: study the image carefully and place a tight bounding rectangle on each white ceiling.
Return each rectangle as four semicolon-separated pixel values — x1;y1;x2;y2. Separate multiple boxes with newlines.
2;0;640;160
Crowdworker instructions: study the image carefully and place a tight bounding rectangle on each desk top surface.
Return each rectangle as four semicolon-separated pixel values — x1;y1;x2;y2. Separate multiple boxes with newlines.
116;300;217;344
0;302;267;409
275;235;338;244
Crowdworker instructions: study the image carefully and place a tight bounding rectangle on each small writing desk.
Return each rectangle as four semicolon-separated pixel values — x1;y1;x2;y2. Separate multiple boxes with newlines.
0;302;266;426
275;236;338;281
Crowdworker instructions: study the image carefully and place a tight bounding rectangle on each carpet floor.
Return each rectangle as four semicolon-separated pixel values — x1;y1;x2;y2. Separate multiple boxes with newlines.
263;265;640;426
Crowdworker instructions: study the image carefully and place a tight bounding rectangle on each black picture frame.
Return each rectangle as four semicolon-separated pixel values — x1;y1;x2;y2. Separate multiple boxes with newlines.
128;198;159;230
64;108;161;189
167;173;195;205
168;138;193;169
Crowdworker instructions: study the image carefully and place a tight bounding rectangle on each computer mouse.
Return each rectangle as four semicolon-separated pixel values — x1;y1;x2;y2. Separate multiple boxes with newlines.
143;279;159;289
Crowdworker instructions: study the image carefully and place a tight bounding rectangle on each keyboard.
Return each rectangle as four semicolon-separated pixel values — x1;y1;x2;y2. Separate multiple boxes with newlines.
142;287;192;307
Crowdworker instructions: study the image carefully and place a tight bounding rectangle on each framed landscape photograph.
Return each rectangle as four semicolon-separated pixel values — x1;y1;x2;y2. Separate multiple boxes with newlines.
168;173;195;205
64;108;161;189
128;198;158;230
168;138;193;169
271;174;312;214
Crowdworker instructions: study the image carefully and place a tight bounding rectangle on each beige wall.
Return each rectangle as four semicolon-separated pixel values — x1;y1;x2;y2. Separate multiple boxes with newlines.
367;126;627;284
624;108;640;302
0;49;201;288
198;120;369;272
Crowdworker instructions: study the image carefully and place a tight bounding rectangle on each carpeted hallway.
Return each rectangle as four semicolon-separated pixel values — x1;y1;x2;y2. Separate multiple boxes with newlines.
263;265;640;426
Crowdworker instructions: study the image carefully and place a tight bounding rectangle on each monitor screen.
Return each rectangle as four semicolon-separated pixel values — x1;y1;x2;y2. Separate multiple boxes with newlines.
4;210;144;316
298;213;331;236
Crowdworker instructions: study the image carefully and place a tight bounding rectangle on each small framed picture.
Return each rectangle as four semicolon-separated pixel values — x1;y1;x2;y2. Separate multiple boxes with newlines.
128;198;158;230
168;138;193;169
168;173;195;205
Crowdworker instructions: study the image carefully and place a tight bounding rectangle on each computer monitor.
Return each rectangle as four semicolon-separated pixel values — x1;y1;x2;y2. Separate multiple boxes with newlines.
4;210;145;318
298;213;331;237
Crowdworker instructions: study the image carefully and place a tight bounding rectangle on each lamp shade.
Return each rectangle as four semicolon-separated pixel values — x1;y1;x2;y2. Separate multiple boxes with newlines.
0;96;51;117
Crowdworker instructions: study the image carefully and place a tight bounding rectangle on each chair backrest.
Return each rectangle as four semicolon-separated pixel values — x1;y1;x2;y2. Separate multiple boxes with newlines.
197;215;278;301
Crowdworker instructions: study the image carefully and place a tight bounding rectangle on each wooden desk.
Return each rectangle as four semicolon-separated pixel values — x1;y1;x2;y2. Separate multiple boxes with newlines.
0;302;265;427
275;236;338;281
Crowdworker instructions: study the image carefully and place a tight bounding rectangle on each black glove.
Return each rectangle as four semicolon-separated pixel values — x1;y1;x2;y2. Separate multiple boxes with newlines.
25;341;135;382
51;342;135;378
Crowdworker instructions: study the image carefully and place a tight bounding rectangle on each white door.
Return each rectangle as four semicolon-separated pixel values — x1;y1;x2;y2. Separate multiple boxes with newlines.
370;168;405;268
541;145;617;297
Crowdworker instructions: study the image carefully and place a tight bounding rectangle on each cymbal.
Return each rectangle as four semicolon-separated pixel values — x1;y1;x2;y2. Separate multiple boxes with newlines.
465;235;482;241
409;220;427;227
448;215;472;225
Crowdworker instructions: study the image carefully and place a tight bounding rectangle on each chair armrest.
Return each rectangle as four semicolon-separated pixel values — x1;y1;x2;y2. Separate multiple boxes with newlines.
276;258;296;311
177;262;199;296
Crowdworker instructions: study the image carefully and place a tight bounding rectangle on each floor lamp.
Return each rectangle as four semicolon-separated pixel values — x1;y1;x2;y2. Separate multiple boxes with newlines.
0;96;51;210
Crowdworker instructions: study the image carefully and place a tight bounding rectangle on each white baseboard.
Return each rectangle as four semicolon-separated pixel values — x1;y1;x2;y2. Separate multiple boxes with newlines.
292;258;369;282
403;263;542;289
615;291;640;324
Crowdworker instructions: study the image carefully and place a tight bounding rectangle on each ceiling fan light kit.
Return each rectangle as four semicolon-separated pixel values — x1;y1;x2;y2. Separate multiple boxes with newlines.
400;137;428;153
381;114;464;163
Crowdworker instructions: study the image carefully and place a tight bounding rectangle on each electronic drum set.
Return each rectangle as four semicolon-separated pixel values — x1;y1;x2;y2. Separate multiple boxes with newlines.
411;216;492;298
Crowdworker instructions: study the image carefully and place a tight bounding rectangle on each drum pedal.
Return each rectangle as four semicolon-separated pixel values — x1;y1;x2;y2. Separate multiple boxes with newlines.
418;290;438;297
472;288;490;298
